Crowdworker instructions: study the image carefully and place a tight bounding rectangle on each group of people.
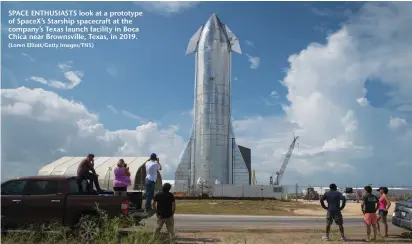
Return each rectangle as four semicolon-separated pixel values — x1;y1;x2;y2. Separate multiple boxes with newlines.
76;153;176;240
76;153;132;195
320;183;391;242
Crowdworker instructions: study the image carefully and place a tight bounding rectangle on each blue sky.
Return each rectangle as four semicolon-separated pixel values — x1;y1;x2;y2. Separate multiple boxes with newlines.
2;1;360;133
2;2;411;186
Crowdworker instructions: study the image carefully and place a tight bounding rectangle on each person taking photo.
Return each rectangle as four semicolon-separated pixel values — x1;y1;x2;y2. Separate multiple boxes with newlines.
145;153;162;213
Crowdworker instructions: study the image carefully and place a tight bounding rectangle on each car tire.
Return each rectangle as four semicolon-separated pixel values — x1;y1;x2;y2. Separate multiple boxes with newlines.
75;214;101;242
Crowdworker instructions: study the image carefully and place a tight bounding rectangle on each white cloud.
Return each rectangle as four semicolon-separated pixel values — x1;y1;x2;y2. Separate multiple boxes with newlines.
233;77;238;81
107;105;152;124
246;54;260;69
260;97;278;106
121;110;148;123
27;61;83;89
3;3;412;186
1;87;185;180
21;53;35;62
245;40;255;48
107;105;118;114
136;1;199;16
357;97;369;107
388;116;408;130
29;76;48;85
236;2;412;185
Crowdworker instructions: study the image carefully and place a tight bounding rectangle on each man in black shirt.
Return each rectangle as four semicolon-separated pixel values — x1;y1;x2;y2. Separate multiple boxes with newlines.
152;183;175;241
361;185;379;241
76;153;103;193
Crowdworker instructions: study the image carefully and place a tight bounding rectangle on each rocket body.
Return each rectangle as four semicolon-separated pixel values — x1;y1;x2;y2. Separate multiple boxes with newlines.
193;15;232;185
175;14;248;191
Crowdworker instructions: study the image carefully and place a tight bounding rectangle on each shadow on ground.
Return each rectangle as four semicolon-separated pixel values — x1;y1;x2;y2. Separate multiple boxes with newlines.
156;233;221;244
176;236;221;243
338;231;412;243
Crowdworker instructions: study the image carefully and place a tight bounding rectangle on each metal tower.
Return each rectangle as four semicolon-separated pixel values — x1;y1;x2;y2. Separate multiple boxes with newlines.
272;134;299;185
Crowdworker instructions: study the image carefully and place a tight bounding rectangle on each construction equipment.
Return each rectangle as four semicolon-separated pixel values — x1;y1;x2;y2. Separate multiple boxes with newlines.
271;134;299;185
304;187;320;200
342;187;357;201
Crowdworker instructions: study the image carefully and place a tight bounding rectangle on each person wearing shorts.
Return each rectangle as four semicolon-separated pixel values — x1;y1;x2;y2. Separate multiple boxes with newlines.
320;183;347;241
361;185;379;242
377;186;391;237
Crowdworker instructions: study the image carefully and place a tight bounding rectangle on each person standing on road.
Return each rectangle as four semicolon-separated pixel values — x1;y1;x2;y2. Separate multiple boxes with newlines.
376;186;391;237
77;153;104;193
113;159;131;196
152;183;176;241
320;183;348;241
145;153;162;212
361;185;379;242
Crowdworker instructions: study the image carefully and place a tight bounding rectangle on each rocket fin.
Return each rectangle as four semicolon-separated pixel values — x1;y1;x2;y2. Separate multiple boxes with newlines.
229;121;249;185
175;136;192;184
185;25;204;55
224;25;242;54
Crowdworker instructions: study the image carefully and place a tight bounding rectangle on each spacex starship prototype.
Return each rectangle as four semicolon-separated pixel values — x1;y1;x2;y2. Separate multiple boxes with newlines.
175;13;249;192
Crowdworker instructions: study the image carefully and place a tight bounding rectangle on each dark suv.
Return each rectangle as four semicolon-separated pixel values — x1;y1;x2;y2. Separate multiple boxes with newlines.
392;198;412;231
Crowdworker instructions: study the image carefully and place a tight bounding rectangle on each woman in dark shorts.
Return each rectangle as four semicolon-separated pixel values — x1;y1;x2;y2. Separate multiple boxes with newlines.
377;186;391;237
113;159;131;196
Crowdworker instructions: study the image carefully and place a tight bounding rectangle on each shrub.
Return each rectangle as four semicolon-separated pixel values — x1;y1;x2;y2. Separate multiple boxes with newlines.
1;207;164;244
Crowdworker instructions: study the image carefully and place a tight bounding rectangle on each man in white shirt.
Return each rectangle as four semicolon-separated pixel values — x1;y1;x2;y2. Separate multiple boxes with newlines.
145;153;162;212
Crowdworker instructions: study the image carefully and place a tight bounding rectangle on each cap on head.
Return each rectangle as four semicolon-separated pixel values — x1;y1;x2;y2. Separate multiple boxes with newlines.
377;186;389;194
329;183;337;190
150;153;157;160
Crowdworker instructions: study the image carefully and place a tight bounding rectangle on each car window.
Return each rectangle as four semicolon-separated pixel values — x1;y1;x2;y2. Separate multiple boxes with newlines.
67;178;87;194
1;180;28;195
25;180;59;195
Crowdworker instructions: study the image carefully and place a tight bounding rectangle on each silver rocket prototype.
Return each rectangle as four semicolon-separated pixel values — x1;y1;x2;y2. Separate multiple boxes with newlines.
175;13;250;190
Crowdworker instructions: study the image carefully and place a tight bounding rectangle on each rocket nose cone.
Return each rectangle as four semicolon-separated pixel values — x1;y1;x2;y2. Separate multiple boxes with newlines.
205;13;222;29
202;13;229;44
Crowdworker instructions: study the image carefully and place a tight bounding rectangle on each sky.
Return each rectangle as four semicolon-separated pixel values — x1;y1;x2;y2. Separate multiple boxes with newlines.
1;1;412;186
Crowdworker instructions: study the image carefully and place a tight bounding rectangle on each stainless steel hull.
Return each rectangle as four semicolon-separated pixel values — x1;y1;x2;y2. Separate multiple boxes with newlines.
175;14;249;193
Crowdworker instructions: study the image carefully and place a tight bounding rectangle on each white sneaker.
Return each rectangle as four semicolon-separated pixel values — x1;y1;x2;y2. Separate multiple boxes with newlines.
322;236;330;241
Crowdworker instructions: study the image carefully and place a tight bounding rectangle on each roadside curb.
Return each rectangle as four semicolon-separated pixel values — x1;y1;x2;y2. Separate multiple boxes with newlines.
174;214;366;219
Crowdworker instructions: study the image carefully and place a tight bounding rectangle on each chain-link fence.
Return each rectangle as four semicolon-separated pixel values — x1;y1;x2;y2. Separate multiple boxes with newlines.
283;184;412;202
172;183;285;198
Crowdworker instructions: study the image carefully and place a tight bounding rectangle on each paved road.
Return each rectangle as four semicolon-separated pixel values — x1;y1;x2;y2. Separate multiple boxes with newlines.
141;214;377;231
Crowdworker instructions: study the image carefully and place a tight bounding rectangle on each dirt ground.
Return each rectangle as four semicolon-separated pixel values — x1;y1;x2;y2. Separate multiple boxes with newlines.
174;227;412;244
294;200;397;216
168;199;397;216
173;199;319;216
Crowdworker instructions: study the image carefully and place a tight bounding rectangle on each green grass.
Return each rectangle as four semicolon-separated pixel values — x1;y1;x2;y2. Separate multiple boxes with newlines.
1;208;164;244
